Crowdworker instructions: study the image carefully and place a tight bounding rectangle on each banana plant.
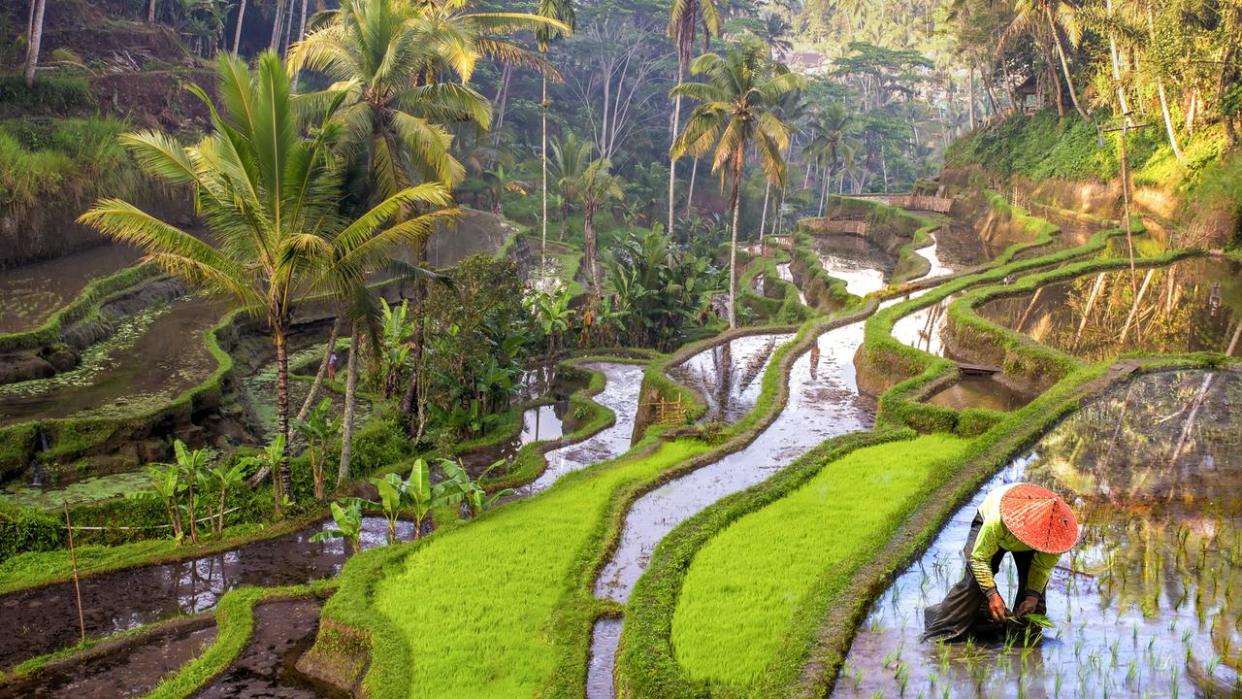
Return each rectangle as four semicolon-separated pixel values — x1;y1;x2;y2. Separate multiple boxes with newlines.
294;399;341;500
242;434;289;514
405;458;446;539
438;460;512;518
202;458;248;535
370;472;407;544
142;462;186;544
310;498;366;554
172;440;212;545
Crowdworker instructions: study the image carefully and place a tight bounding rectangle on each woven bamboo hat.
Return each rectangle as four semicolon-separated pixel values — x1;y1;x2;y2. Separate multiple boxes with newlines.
1000;483;1079;554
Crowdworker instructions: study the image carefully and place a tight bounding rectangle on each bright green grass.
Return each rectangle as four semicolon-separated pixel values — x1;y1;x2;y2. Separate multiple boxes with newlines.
373;439;708;699
670;434;972;686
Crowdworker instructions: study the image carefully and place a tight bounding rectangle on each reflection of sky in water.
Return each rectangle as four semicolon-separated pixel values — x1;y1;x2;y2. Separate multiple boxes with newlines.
669;333;794;424
835;370;1242;699
520;363;645;495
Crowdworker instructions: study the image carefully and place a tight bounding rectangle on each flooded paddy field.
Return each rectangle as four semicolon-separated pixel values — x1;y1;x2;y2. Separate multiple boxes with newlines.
0;296;225;427
584;238;922;696
0;516;408;671
668;333;795;424
520;362;645;494
835;369;1242;698
976;256;1242;361
0;618;216;698
811;234;895;296
926;374;1033;412
0;243;141;335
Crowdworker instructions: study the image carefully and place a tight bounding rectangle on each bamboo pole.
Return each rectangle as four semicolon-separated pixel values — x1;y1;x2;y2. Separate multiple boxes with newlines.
64;502;86;644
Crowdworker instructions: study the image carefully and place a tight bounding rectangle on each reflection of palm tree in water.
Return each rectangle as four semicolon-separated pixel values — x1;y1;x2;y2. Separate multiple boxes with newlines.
712;341;733;419
809;340;820;380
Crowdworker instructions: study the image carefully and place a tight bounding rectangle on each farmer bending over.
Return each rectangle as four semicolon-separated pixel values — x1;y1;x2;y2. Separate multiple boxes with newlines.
922;483;1078;642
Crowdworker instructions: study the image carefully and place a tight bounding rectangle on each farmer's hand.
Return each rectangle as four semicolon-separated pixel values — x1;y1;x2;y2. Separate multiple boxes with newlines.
986;589;1009;622
1015;594;1039;617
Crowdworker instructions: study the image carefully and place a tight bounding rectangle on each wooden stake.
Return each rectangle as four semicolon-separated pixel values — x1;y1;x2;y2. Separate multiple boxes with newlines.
64;501;86;644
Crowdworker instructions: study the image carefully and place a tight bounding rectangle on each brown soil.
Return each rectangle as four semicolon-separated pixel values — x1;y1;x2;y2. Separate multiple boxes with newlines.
195;598;346;699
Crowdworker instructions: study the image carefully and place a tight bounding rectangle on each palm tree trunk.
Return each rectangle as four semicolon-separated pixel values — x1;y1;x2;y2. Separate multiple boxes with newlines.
684;158;698;220
297;318;340;421
1145;7;1186;162
1105;0;1129;119
148;0;156;23
338;324;360;486
667;58;685;239
298;0;309;45
759;181;771;247
541;73;549;276
269;0;285;51
818;163;829;216
1046;8;1088;119
727;161;742;329
24;0;45;87
232;0;247;54
273;323;292;513
584;203;600;288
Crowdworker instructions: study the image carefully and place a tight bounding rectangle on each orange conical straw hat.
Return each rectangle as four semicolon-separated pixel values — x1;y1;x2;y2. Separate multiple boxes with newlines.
1000;483;1079;554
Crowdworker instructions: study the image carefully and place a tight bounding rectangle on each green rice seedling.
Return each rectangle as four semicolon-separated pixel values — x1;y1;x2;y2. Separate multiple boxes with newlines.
1110;639;1120;667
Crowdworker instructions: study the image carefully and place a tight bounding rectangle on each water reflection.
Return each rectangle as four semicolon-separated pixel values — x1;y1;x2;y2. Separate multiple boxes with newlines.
976;257;1242;361
0;517;406;671
668;334;794;424
835;370;1242;698
812;235;893;296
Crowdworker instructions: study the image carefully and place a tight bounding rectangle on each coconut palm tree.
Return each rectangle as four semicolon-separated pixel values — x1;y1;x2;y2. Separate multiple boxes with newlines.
804;102;851;217
79;52;454;513
549;131;592;240
666;0;721;239
569;158;624;289
535;0;575;272
1001;0;1089;119
671;40;803;328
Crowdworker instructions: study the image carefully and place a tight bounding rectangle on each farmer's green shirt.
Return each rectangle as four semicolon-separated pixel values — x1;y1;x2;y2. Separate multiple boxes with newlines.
969;483;1060;594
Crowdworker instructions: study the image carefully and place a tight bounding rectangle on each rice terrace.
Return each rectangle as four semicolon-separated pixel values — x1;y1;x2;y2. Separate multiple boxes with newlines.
1;0;1241;696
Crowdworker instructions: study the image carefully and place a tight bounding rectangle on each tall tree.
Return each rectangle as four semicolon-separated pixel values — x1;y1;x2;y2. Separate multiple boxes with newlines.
80;52;454;512
24;0;46;87
666;0;720;239
536;0;575;276
1002;0;1089;119
671;40;803;328
570;158;624;289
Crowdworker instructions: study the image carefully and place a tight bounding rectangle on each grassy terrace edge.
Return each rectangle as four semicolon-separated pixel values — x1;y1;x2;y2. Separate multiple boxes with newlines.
617;202;1234;696
297;278;869;697
0;263;162;354
610;194;1064;696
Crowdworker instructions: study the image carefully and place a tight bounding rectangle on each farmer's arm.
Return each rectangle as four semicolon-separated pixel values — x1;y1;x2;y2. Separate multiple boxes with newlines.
1026;551;1060;594
968;519;1003;593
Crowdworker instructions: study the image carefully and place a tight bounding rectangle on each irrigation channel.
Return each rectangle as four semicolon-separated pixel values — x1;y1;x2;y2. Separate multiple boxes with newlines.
585;234;957;698
834;368;1242;698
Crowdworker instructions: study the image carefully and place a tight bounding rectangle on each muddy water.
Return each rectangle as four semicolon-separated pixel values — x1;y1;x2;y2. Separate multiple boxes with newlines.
0;517;408;672
0;296;225;426
812;235;894;296
587;618;623;699
835;370;1242;699
518;363;645;495
0;621;215;698
196;598;344;698
0;243;141;334
976;257;1242;361
776;264;809;306
463;403;567;472
927;375;1032;412
667;333;795;424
